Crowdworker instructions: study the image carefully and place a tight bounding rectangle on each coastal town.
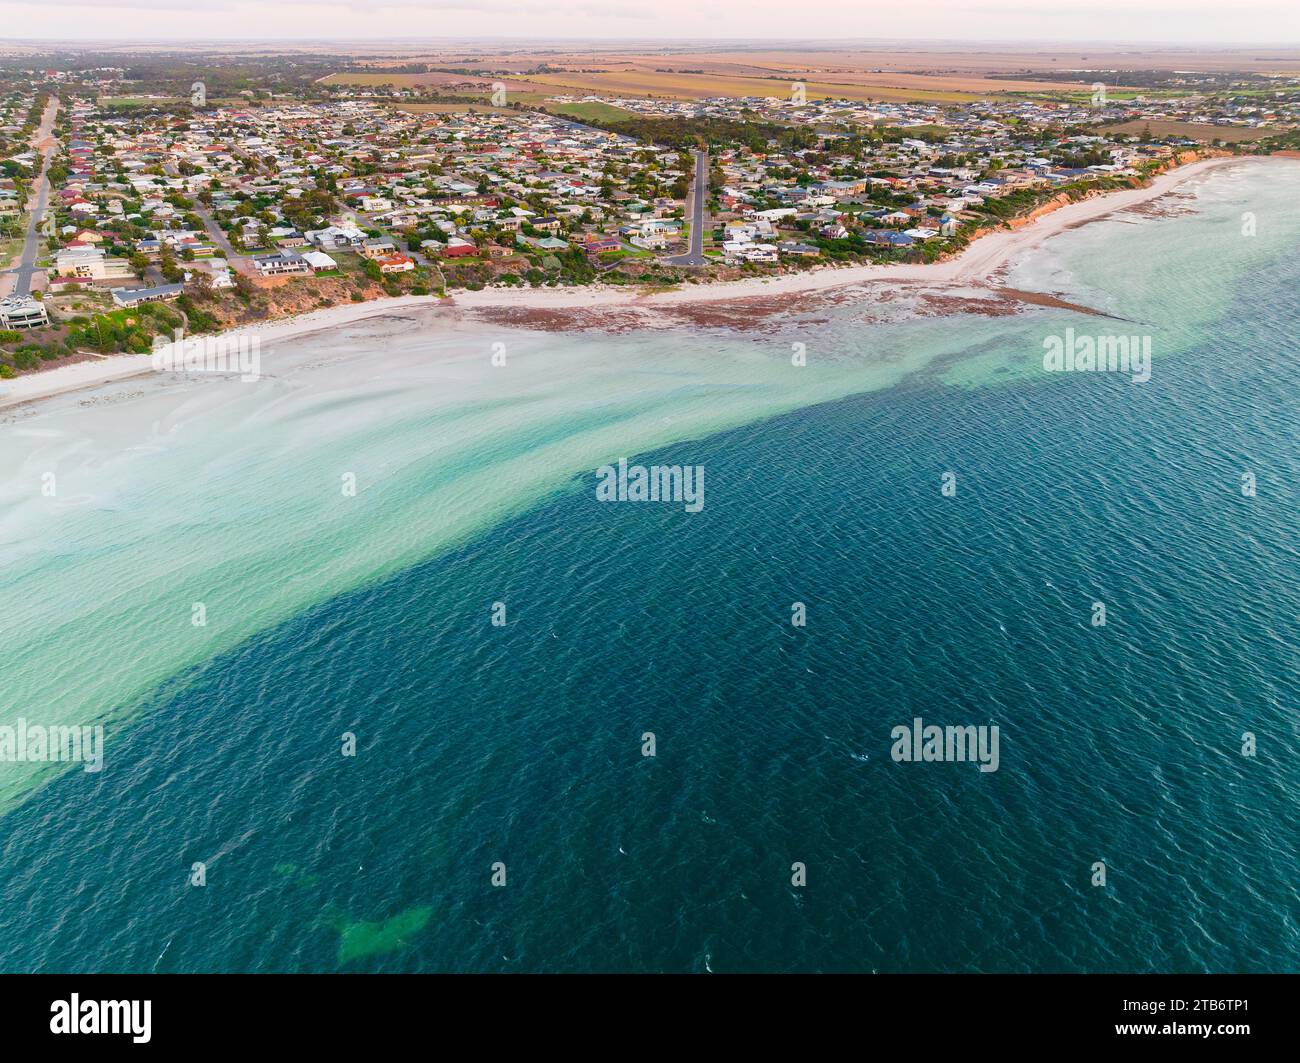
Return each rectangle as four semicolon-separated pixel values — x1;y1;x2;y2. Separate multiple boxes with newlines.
2;49;1299;373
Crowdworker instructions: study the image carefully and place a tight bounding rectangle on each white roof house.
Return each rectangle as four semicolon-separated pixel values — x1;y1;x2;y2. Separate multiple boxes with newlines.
301;250;338;271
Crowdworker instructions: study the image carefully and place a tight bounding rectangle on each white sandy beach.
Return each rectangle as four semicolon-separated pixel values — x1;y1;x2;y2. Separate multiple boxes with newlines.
2;154;1286;414
0;294;438;412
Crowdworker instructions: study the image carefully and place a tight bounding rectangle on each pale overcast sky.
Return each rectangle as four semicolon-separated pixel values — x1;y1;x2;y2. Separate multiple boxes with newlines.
0;1;1296;44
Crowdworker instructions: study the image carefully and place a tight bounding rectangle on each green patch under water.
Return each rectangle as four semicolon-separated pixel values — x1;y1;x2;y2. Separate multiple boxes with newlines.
334;906;433;965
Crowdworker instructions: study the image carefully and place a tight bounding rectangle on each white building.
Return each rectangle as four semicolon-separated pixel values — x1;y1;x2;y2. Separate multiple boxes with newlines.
252;251;310;276
302;250;338;272
0;295;49;330
54;247;134;281
305;225;366;250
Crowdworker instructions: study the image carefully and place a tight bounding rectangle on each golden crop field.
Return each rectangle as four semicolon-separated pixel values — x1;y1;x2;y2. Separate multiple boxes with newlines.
523;70;987;104
319;65;1035;104
318;72;429;86
541;55;1111;95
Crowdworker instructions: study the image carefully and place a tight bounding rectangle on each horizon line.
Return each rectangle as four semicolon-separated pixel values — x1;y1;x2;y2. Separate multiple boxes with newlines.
7;35;1300;48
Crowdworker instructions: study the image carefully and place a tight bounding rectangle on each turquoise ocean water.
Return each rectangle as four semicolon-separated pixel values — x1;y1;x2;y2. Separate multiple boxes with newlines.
0;159;1297;972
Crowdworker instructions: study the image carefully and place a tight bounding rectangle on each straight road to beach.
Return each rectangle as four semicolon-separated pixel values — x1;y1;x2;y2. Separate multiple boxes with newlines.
666;149;710;267
0;97;59;298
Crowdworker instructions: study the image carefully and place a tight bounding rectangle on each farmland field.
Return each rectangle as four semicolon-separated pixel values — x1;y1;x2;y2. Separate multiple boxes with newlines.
319;65;1079;105
316;55;1172;105
523;70;989;104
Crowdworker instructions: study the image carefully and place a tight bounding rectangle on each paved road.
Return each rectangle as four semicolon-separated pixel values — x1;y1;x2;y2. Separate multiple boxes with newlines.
192;200;255;276
666;148;709;267
2;97;59;297
160;159;255;277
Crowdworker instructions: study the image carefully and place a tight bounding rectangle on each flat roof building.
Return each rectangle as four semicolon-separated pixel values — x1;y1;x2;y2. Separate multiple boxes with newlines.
0;295;49;330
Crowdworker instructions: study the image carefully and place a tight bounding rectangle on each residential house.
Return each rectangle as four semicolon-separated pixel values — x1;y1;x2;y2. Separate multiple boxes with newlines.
0;295;49;330
112;282;185;308
252;251;311;276
378;253;415;274
360;238;397;260
302;250;339;272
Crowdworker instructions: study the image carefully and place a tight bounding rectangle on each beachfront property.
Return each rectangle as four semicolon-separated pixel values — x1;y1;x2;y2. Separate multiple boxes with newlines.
252;251;311;276
359;237;397;259
0;295;50;330
442;237;477;257
301;250;339;272
111;282;185;308
377;252;415;273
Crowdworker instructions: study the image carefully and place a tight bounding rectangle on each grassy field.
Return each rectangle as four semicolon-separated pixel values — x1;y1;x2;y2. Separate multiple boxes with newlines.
494;91;555;106
542;100;637;122
1101;120;1278;143
99;96;185;109
1223;87;1300;97
99;95;245;110
1012;88;1195;105
365;84;563;111
324;67;992;104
